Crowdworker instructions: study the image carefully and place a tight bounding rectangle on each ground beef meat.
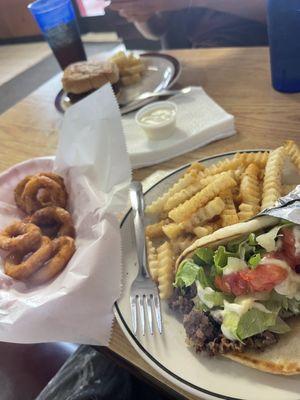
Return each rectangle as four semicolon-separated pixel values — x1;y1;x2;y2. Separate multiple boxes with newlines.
206;336;245;356
183;309;279;356
244;330;279;350
168;285;196;315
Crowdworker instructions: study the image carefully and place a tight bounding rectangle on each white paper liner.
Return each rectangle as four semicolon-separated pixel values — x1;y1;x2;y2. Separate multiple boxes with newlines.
0;84;131;345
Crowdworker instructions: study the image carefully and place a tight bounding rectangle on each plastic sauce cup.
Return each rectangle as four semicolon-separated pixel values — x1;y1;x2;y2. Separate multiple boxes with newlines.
135;101;177;141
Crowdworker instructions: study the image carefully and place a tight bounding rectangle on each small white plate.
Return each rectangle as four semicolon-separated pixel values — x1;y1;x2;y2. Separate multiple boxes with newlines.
115;150;300;400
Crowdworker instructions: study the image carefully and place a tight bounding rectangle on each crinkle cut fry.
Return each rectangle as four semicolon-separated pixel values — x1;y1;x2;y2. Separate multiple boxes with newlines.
181;197;225;232
146;237;159;282
261;146;285;210
238;163;261;221
157;241;175;300
168;172;237;223
238;151;269;169
186;161;206;174
171;235;196;255
164;175;211;212
163;197;225;238
284;140;300;171
164;171;235;212
220;190;239;227
145;170;198;214
162;222;183;239
193;220;222;238
202;154;243;177
145;219;170;239
238;204;260;221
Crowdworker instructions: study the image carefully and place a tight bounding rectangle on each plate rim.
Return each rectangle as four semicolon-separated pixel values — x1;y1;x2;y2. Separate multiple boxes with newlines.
54;52;182;114
115;149;276;400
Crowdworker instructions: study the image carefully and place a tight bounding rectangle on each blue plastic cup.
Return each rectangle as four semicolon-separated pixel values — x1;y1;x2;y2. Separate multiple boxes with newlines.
28;0;87;70
267;0;300;92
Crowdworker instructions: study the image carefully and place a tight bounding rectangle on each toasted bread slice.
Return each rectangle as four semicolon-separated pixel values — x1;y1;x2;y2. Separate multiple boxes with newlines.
62;60;119;94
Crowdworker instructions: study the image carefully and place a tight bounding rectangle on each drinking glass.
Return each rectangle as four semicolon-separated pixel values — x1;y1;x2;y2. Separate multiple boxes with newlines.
28;0;87;70
268;0;300;92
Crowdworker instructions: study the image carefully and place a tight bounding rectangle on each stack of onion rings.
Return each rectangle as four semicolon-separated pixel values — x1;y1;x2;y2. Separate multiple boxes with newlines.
0;171;76;285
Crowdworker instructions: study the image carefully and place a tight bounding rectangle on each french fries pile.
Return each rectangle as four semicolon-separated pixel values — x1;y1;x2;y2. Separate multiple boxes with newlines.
145;140;300;300
109;51;145;86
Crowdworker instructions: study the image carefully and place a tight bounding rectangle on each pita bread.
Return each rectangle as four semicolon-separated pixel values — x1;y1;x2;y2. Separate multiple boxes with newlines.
176;215;300;374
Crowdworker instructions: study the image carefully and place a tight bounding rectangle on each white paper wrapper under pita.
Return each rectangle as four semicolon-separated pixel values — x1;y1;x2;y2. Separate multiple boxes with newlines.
0;84;131;345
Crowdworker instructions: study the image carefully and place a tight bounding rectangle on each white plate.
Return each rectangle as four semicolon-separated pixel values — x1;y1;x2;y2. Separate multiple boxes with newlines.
55;53;181;115
115;150;300;400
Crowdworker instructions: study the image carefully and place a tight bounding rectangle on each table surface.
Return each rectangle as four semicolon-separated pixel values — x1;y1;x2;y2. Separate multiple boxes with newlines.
1;47;300;400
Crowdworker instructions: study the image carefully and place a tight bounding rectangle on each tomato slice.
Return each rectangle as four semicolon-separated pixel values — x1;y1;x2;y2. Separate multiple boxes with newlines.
215;273;249;296
281;227;300;269
215;264;288;296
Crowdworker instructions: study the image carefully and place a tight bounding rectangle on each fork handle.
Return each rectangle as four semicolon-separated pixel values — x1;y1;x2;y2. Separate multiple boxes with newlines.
130;181;150;278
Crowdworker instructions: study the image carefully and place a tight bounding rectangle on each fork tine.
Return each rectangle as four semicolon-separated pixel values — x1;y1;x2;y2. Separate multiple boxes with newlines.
139;296;145;335
146;295;153;335
153;294;163;334
130;296;138;335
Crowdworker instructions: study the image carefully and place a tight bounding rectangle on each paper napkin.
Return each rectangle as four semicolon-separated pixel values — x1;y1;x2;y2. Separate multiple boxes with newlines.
122;86;236;169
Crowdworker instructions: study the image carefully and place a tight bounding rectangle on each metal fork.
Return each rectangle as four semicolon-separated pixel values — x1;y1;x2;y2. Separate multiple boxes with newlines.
120;86;192;107
129;181;162;336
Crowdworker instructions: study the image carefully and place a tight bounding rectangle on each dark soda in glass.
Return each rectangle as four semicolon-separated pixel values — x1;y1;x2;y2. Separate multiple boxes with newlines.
28;0;87;70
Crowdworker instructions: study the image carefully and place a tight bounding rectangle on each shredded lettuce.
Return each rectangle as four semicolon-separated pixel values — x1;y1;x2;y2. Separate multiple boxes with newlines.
193;296;210;312
175;260;201;289
236;308;278;340
193;247;214;266
223;257;248;275
222;304;291;341
204;291;226;307
256;222;294;252
267;291;300;316
256;225;284;252
248;253;262;268
287;298;300;315
269;317;290;334
213;246;233;269
220;295;291;340
175;260;211;289
248;233;257;246
212;236;264;276
221;311;241;341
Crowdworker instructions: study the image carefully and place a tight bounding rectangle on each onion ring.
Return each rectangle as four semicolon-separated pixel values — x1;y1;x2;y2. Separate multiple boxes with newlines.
23;216;57;238
27;207;75;238
14;176;33;210
4;236;53;280
21;176;67;214
29;236;75;285
38;172;65;188
0;221;42;252
37;173;68;206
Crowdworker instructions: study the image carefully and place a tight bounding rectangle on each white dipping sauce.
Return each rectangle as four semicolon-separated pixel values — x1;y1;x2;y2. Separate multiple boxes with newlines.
135;101;177;140
139;107;176;126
